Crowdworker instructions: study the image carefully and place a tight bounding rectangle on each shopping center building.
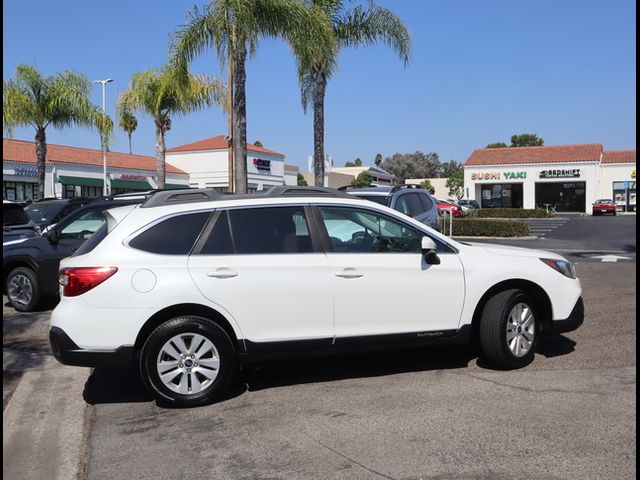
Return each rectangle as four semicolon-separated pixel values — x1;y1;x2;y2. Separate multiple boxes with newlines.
165;136;296;191
463;144;636;213
3;138;189;201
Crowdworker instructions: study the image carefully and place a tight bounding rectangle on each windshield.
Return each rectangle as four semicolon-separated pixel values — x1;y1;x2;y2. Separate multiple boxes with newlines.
3;204;31;226
25;203;58;223
595;199;613;204
353;195;391;207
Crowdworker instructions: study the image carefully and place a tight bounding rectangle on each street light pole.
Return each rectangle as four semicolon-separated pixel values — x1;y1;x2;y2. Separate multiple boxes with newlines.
93;79;113;196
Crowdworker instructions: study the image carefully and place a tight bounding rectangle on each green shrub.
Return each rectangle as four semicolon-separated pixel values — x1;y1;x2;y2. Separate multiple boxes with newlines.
474;208;555;218
443;218;530;237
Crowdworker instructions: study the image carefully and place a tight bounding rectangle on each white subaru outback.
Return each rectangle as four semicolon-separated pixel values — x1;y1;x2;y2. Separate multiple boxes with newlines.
50;187;584;407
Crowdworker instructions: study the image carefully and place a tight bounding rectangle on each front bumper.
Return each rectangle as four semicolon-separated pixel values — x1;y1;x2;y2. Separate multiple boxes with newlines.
49;326;134;369
550;297;584;334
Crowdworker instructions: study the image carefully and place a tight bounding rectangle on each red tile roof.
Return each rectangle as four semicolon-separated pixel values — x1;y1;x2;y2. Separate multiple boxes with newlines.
602;150;636;164
465;144;603;166
166;135;285;158
3;138;186;174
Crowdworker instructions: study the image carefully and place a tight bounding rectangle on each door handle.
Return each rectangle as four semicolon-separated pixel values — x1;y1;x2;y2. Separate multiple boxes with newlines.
206;269;238;279
335;268;364;279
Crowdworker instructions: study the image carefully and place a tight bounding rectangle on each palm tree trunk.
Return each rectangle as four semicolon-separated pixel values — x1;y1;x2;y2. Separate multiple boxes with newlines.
155;125;166;190
233;44;248;194
35;127;47;199
313;70;327;187
128;133;132;154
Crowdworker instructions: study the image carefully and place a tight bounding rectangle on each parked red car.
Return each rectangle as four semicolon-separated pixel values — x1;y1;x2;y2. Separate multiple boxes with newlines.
436;199;463;217
592;199;617;216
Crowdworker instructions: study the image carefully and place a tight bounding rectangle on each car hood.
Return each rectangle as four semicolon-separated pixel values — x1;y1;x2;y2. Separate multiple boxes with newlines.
462;242;565;260
3;226;39;245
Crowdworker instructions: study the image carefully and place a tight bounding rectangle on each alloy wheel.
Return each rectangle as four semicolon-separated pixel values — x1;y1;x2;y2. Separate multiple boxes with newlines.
506;302;535;357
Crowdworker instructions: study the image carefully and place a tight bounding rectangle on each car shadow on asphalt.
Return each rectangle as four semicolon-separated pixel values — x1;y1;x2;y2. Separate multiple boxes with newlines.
83;338;577;407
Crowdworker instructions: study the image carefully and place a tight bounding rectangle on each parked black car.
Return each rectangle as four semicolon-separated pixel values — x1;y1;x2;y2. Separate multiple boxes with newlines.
458;199;480;209
24;197;92;232
3;201;39;244
3;195;147;311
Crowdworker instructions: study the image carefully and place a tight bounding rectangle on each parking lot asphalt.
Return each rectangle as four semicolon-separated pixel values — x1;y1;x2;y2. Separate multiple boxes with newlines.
3;214;636;480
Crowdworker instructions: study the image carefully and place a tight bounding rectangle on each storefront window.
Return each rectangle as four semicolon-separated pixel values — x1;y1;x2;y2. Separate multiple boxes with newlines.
81;186;103;198
3;181;38;201
535;182;586;212
612;181;636;212
480;184;523;208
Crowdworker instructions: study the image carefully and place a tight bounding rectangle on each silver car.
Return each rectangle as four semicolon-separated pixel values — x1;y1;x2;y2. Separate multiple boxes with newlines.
346;185;441;231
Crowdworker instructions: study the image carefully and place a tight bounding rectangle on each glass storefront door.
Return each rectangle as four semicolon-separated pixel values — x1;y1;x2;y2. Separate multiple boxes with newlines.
535;182;586;212
612;181;636;212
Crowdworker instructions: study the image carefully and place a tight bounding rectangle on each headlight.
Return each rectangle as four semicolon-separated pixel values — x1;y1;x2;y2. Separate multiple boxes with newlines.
540;258;577;279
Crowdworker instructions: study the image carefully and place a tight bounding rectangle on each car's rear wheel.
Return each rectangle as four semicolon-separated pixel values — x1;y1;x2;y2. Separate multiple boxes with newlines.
479;289;537;369
6;267;40;312
139;316;236;407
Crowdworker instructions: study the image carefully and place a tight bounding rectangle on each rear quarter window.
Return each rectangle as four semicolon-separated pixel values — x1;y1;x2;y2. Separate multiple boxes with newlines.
129;212;210;255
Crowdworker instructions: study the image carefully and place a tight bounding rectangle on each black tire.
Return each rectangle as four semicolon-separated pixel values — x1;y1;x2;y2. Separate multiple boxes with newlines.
479;289;537;369
613;211;617;216
6;267;40;312
139;316;236;407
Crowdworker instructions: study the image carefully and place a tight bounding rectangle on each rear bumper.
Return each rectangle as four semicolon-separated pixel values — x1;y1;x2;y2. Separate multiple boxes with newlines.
49;326;134;369
550;297;584;334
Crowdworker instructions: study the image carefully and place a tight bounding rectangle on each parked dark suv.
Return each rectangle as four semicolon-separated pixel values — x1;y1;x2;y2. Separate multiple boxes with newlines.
3;194;148;311
25;197;92;232
345;185;441;231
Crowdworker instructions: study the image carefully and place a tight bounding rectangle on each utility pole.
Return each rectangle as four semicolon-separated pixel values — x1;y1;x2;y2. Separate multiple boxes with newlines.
93;79;113;196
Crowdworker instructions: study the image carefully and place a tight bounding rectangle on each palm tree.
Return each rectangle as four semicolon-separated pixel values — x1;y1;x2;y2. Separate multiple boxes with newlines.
171;0;333;193
295;1;411;186
117;67;225;189
119;111;138;154
3;65;110;198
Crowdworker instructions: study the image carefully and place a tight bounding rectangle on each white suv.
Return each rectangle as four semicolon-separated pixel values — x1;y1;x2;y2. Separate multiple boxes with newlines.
50;187;584;407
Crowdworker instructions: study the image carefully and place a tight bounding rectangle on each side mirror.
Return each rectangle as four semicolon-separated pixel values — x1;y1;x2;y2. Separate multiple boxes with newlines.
47;229;60;244
421;236;440;265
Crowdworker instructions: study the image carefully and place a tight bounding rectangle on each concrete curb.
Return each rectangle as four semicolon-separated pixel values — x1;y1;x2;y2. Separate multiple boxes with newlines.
3;365;90;480
452;236;539;240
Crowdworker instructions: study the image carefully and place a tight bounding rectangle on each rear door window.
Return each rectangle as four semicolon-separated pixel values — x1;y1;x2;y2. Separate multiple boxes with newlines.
419;193;434;211
129;212;210;255
226;206;313;254
396;193;424;217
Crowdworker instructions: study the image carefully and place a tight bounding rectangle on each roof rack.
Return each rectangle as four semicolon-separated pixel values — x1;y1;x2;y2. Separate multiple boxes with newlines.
390;184;425;194
141;185;351;208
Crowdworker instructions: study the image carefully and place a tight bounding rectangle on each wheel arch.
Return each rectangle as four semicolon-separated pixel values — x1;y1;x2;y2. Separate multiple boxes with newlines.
470;279;553;341
134;303;243;355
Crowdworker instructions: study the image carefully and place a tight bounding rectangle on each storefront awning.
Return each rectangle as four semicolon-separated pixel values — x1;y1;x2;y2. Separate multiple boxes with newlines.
110;179;153;190
58;175;103;187
164;184;190;190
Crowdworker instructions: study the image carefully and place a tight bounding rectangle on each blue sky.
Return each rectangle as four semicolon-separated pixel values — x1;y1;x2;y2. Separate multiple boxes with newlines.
3;0;636;169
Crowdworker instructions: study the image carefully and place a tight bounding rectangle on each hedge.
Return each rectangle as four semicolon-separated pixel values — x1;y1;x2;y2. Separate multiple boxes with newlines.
442;218;530;237
470;208;555;219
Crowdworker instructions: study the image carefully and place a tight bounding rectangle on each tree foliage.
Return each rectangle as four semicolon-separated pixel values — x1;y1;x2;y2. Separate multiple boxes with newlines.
253;140;263;147
297;172;308;186
439;159;462;177
374;153;383;166
420;179;435;194
172;0;333;193
510;133;544;147
3;65;109;197
446;170;464;200
345;158;362;167
293;0;411;186
117;67;225;188
351;171;373;188
380;151;440;184
119;111;138;154
486;134;544;149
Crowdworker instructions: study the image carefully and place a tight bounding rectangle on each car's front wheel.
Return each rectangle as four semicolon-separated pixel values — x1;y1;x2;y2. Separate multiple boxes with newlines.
479;289;537;369
6;267;40;312
139;316;236;407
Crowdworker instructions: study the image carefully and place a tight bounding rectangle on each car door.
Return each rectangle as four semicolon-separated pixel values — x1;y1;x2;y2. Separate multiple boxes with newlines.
188;205;334;344
38;208;109;290
317;205;465;338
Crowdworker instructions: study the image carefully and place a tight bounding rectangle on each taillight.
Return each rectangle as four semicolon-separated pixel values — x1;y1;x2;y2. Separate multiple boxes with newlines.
59;267;118;297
